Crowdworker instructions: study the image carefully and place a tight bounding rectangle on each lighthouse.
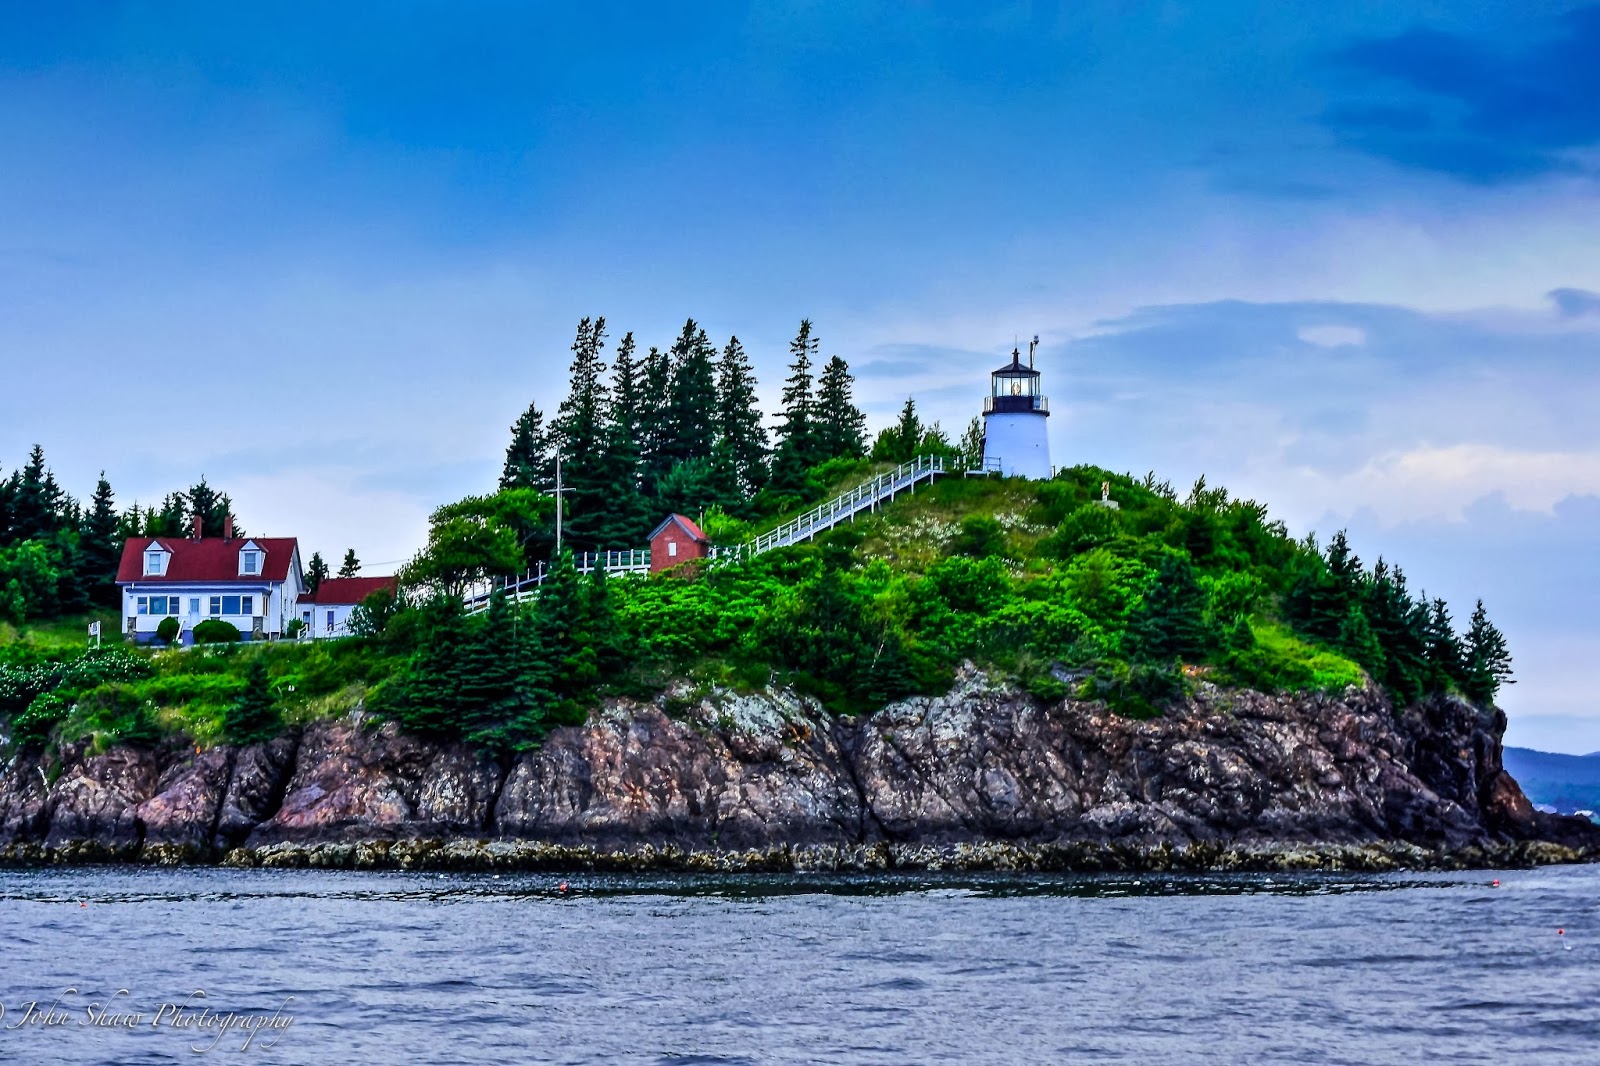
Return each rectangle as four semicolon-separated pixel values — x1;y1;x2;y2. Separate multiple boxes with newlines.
981;337;1051;479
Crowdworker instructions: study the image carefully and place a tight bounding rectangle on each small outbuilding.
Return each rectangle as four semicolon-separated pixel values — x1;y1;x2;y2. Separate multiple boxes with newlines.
648;513;709;574
298;575;399;639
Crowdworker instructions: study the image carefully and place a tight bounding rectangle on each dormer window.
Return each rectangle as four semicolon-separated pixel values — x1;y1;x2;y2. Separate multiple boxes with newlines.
241;550;261;575
144;543;168;576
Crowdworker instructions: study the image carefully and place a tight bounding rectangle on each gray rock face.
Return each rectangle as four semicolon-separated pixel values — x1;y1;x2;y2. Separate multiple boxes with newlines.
0;673;1593;867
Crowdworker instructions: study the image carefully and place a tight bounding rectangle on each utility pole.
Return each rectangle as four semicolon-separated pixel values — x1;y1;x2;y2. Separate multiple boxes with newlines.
546;451;573;559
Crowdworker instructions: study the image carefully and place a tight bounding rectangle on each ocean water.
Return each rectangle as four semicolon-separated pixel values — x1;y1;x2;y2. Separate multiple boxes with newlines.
1;864;1597;1064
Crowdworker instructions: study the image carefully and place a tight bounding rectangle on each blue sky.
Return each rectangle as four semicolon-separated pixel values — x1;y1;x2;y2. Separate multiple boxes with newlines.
2;2;1598;750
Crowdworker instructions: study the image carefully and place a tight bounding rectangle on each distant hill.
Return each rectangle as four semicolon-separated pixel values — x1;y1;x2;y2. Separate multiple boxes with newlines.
1504;747;1600;816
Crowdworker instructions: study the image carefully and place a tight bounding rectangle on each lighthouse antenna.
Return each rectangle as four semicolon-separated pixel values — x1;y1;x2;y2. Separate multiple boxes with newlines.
1029;334;1039;369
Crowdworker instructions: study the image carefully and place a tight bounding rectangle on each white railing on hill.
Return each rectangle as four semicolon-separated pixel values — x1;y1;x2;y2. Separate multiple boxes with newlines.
465;453;993;614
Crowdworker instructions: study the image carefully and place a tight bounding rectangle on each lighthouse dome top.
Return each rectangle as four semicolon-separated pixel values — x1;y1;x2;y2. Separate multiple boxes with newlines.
992;347;1040;377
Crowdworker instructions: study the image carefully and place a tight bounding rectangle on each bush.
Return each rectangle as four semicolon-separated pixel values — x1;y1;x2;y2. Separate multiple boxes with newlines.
285;618;305;639
156;616;181;645
949;515;1006;558
194;619;241;644
223;660;282;743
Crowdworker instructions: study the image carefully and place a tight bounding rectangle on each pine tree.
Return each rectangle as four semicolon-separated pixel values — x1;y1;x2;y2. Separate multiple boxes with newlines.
1336;602;1385;677
531;551;595;725
638;344;675;491
145;494;189;538
78;473;121;606
1130;553;1210;662
338;549;361;578
553;316;612;547
1463;599;1514;706
10;445;65;543
712;335;769;500
500;402;555;491
186;477;239;537
1424;597;1465;692
305;552;329;596
223;659;282;744
592;331;652;547
457;588;539;752
769;319;821;492
814;355;866;461
383;598;471;737
664;320;718;466
959;416;985;464
871;396;923;464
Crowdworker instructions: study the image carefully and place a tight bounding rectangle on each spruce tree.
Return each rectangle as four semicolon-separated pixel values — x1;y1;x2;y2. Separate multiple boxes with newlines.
457;588;538;752
305;552;329;596
593;331;652;547
338;549;361;578
769;319;821;492
1424;598;1465;692
814;355;866;461
385;598;471;737
1337;602;1385;677
186;478;239;537
713;335;769;500
871;397;923;463
665;320;718;466
1130;553;1209;662
959;417;985;464
638;344;675;491
553;316;612;546
78;474;121;606
1463;599;1514;706
10;446;64;543
224;659;282;744
500;402;555;491
531;551;594;725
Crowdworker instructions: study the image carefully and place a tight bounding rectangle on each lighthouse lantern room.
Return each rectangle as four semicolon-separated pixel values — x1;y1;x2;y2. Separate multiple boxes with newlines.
981;337;1051;479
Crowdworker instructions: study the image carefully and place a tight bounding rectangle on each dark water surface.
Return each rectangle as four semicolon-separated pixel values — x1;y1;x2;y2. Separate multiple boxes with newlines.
1;863;1597;1064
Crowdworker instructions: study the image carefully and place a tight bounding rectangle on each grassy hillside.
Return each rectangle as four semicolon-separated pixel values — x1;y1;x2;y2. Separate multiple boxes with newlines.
1;464;1511;756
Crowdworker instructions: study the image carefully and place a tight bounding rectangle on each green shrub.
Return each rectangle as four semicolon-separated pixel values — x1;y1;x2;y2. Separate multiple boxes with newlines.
156;617;181;645
72;684;162;746
194;619;241;644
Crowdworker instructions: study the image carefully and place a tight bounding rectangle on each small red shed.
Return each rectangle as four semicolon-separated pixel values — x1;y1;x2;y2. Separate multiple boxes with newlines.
648;513;710;574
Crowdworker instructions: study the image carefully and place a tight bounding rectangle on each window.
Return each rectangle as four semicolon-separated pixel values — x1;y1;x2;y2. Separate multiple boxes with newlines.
241;596;254;616
327;610;335;628
668;540;678;558
138;595;178;615
144;551;163;575
209;596;221;616
241;551;260;575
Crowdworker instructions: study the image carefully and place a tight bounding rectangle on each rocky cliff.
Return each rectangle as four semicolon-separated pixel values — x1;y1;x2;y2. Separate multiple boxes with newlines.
2;671;1595;871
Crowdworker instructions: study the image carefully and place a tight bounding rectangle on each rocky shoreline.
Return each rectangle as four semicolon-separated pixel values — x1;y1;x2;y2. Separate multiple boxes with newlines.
3;669;1597;872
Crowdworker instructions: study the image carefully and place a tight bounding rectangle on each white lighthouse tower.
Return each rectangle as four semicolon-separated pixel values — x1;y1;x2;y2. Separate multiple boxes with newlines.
981;337;1051;479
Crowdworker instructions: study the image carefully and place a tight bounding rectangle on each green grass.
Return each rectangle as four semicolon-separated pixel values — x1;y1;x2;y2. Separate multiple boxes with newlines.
0;611;121;657
1225;621;1366;695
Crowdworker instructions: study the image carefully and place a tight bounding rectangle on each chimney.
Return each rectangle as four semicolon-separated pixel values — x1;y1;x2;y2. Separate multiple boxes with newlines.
223;515;233;540
192;514;203;539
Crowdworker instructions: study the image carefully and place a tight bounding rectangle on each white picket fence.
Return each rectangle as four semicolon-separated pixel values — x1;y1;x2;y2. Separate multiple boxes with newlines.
464;452;993;614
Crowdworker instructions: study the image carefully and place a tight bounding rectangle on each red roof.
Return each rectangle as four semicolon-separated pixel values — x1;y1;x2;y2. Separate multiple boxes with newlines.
116;537;300;584
301;576;399;605
648;513;709;544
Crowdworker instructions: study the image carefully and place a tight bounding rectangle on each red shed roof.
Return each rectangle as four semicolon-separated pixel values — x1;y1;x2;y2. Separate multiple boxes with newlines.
647;513;708;544
117;537;299;584
301;576;399;605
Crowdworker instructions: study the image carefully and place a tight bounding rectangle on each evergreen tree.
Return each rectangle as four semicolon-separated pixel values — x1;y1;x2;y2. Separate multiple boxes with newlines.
144;494;189;538
769;319;821;492
500;402;555;491
381;598;471;737
664;320;718;466
1424;597;1465;692
457;588;539;752
592;332;652;547
1337;602;1385;678
814;355;866;461
1463;599;1514;706
78;473;121;607
9;445;64;543
186;478;238;537
871;397;923;464
959;417;985;464
338;549;361;578
1130;553;1209;662
638;344;675;491
530;551;595;725
712;335;769;500
117;503;145;543
223;659;282;744
554;316;612;546
305;551;329;596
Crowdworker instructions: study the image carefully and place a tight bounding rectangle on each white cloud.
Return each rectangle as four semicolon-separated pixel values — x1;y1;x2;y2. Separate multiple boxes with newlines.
1296;324;1365;348
1283;444;1600;524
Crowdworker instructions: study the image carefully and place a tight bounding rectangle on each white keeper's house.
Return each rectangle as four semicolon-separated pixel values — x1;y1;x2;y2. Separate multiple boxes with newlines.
116;516;304;644
299;576;400;640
